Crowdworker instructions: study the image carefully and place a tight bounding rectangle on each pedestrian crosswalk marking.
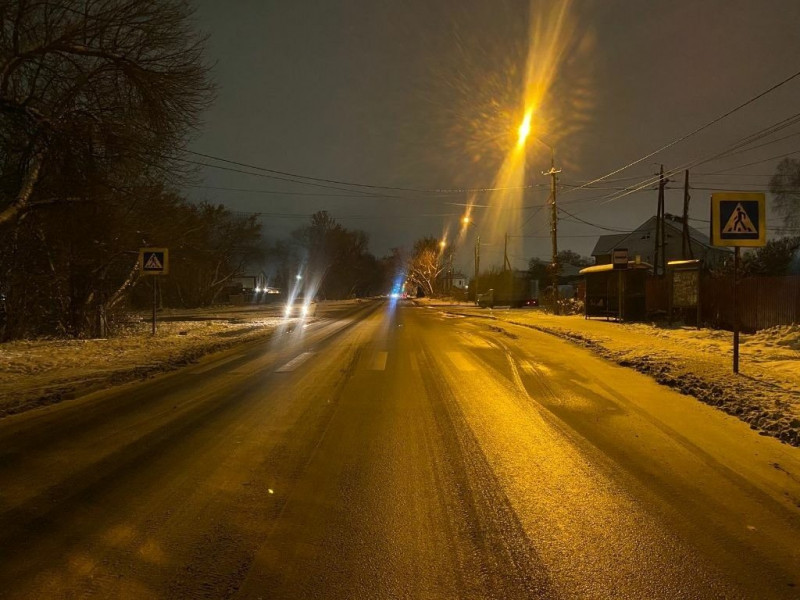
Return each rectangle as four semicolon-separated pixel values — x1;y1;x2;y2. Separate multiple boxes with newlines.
276;352;314;372
370;351;388;371
447;351;476;372
721;203;757;234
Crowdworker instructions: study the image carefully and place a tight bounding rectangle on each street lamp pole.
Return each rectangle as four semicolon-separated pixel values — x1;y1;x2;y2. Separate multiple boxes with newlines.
543;150;561;314
474;234;480;304
518;118;561;314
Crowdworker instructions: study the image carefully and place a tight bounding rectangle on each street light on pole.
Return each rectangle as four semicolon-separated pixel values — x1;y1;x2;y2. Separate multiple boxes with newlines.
462;216;482;305
518;117;561;314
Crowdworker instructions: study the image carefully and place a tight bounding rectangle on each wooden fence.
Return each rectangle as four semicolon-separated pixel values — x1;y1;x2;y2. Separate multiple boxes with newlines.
646;274;800;331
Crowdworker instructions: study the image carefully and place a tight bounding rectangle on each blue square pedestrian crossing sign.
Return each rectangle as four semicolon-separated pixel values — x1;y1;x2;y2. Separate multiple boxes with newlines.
139;248;169;275
710;193;765;248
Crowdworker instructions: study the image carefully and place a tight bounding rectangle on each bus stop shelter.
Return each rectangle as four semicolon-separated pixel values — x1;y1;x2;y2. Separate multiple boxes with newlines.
580;262;652;321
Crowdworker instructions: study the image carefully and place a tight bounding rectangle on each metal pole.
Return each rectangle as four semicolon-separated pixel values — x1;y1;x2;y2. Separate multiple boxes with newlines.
682;170;693;259
152;277;157;335
733;247;740;373
474;235;480;305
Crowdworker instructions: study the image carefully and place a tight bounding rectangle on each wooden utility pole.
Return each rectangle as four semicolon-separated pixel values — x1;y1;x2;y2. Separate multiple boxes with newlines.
654;165;668;276
544;156;561;313
682;169;693;260
473;235;480;304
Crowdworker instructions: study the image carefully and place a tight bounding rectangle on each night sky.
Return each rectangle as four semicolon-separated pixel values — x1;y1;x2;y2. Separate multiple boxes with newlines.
188;0;800;271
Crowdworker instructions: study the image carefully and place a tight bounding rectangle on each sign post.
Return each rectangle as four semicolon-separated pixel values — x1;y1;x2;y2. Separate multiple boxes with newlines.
139;248;169;335
710;193;765;374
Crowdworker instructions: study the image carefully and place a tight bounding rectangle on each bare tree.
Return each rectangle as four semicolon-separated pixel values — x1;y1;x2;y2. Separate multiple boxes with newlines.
0;0;214;225
770;158;800;230
406;236;447;297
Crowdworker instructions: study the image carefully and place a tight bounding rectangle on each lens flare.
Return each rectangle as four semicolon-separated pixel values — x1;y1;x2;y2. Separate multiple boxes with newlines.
483;0;584;262
517;110;533;148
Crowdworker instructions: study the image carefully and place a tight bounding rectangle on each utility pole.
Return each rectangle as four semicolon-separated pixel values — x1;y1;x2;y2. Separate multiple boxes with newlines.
682;169;693;260
447;249;453;293
503;233;511;271
473;235;480;304
654;165;668;276
544;155;561;313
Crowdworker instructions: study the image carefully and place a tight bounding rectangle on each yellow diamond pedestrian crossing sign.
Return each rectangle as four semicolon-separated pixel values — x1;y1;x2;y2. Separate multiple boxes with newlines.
721;203;757;234
711;193;765;247
139;247;169;275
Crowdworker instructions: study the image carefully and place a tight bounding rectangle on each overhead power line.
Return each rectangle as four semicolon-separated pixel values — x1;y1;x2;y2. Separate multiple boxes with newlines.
566;66;800;194
599;114;800;205
186;150;538;195
557;206;633;233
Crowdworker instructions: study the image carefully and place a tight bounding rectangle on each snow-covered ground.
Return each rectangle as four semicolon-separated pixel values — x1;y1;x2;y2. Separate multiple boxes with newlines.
0;304;296;416
420;299;800;446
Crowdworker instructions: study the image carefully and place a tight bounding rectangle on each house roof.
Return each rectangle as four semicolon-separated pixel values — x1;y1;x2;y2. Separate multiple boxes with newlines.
591;215;722;257
591;233;632;256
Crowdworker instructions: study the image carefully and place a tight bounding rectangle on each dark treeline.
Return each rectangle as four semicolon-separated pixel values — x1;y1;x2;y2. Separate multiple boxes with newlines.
0;0;219;340
0;186;263;339
264;211;397;302
0;2;401;341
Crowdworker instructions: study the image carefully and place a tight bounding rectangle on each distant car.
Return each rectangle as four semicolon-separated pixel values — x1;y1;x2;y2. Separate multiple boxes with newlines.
283;301;317;319
523;298;539;307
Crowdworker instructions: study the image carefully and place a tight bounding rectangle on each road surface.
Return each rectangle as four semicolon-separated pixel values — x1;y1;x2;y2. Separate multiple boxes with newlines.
1;299;799;599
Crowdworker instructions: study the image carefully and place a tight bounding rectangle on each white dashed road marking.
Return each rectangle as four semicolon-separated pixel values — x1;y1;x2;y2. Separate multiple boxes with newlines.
370;351;388;371
191;353;244;374
276;352;315;373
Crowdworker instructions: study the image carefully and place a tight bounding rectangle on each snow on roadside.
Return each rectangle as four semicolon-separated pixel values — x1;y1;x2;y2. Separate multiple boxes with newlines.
0;312;286;417
428;301;800;446
0;299;372;417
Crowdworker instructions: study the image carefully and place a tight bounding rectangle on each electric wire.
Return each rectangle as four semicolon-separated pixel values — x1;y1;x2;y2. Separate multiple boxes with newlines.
563;67;800;195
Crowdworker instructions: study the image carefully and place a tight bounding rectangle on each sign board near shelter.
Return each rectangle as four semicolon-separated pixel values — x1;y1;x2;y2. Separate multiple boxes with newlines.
139;248;169;275
672;269;698;308
710;193;765;247
612;248;628;270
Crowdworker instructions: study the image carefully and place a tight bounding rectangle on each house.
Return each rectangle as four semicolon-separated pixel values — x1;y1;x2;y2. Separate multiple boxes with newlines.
451;272;469;289
230;271;274;294
591;214;730;268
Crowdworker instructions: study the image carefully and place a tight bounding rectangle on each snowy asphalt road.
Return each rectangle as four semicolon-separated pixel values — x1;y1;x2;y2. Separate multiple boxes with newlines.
1;300;799;598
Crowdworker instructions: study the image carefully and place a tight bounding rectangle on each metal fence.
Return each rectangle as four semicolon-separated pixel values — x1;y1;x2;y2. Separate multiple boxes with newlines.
646;274;800;331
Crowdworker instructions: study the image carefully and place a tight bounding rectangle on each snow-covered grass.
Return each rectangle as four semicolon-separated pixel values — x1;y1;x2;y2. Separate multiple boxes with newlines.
423;299;800;446
0;308;288;416
0;299;373;417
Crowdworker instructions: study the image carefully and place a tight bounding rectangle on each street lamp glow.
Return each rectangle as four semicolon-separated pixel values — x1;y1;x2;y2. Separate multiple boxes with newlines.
462;216;470;225
439;240;446;249
296;274;302;280
517;110;533;147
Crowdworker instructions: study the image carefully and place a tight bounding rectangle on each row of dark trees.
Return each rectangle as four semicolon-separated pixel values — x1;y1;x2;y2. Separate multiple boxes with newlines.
263;211;398;302
0;0;224;339
0;184;264;339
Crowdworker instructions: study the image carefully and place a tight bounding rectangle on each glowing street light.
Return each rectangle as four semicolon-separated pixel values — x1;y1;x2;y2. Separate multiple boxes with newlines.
516;113;561;314
517;109;533;148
